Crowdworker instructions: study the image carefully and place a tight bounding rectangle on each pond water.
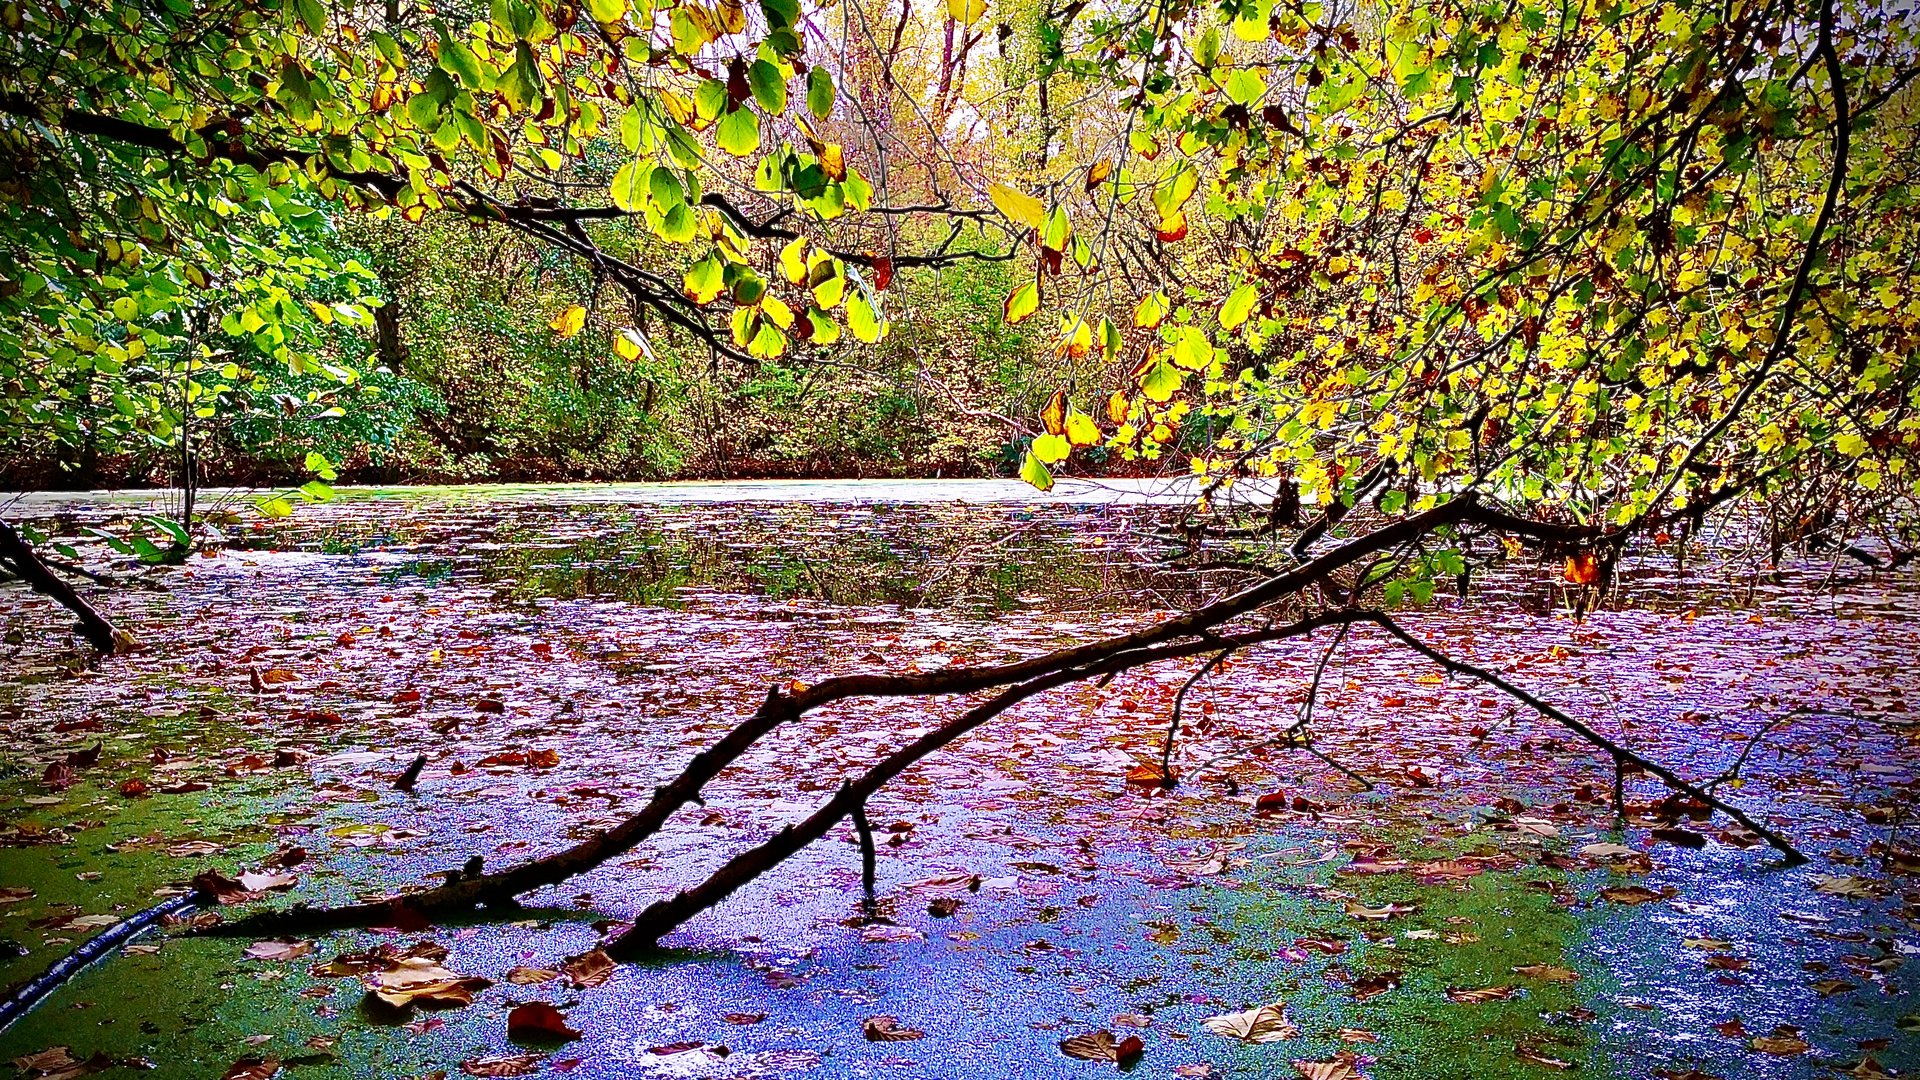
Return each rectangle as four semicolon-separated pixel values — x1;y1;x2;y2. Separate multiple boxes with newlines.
0;484;1915;1080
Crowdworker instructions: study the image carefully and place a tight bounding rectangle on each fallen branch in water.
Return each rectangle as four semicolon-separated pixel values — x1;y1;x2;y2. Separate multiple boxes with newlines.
0;519;130;655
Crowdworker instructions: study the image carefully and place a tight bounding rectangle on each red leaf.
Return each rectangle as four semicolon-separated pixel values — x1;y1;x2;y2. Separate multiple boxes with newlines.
508;1002;583;1043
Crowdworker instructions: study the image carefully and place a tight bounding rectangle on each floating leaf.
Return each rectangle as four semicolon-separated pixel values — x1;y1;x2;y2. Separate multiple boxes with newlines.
1202;1003;1298;1043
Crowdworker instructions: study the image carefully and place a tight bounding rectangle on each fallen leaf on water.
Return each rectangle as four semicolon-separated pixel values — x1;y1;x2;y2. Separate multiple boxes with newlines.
1292;1057;1359;1080
507;1002;582;1043
258;668;298;685
221;1059;279;1080
10;1047;112;1080
1578;842;1637;858
1447;985;1518;1003
1201;1003;1298;1043
504;967;558;985
1811;875;1885;899
562;948;613;988
1652;1070;1725;1080
1350;971;1401;1001
363;959;492;1012
460;1055;544;1077
1751;1027;1810;1056
1060;1030;1144;1065
235;871;299;893
722;1013;766;1025
1598;885;1669;905
1335;1029;1378;1044
243;940;313;962
1514;1046;1575;1070
1511;964;1578;983
1344;900;1416;920
862;1016;925;1041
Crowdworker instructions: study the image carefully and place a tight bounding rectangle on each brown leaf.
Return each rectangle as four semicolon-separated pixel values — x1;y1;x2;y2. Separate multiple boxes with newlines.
221;1059;280;1080
11;1047;112;1080
243;939;313;962
1598;885;1669;905
1751;1027;1810;1056
1350;970;1401;1002
1446;985;1518;1004
1202;1003;1298;1043
363;959;491;1012
504;967;559;985
508;1002;582;1043
862;1016;925;1042
1060;1030;1143;1064
459;1055;544;1077
1511;964;1579;983
562;948;614;988
722;1013;766;1025
1515;1046;1576;1070
1292;1058;1359;1080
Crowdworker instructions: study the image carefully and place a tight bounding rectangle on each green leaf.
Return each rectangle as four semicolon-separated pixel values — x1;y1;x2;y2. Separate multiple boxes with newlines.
846;288;883;342
1225;69;1266;106
1032;432;1072;463
748;60;787;114
807;67;835;119
610;160;652;212
1140;360;1183;402
715;107;760;157
1019;450;1054;491
1003;281;1039;324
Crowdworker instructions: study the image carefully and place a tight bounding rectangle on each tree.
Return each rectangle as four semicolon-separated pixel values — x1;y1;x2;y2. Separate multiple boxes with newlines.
3;0;1916;946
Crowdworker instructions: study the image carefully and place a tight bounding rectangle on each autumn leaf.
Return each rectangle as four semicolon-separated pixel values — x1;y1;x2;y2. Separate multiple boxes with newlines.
460;1055;544;1077
548;304;587;338
221;1058;280;1080
987;182;1046;230
1060;1030;1144;1065
243;939;314;962
1445;985;1518;1003
1750;1027;1810;1056
1202;1003;1298;1043
363;958;492;1012
1563;552;1600;585
508;1002;583;1043
1292;1058;1359;1080
1040;387;1068;436
1511;964;1578;983
562;948;614;988
862;1016;925;1041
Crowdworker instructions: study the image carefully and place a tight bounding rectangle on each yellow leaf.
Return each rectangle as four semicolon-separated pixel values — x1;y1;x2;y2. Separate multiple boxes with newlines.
946;0;987;25
1066;410;1100;447
1085;158;1113;191
988;183;1047;230
549;304;587;337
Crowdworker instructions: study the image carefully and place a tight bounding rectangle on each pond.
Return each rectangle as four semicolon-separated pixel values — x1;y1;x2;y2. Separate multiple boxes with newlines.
1;484;1915;1080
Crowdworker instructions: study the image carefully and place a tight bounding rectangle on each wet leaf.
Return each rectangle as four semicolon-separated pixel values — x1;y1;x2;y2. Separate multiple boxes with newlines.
562;948;614;988
1060;1030;1143;1065
1511;964;1578;983
1201;1003;1298;1043
1446;985;1518;1003
459;1055;544;1077
363;958;491;1012
1751;1027;1810;1056
221;1059;279;1080
507;1002;582;1043
862;1016;925;1041
504;967;559;985
243;939;313;962
1292;1058;1359;1080
1598;885;1668;905
1811;875;1884;899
